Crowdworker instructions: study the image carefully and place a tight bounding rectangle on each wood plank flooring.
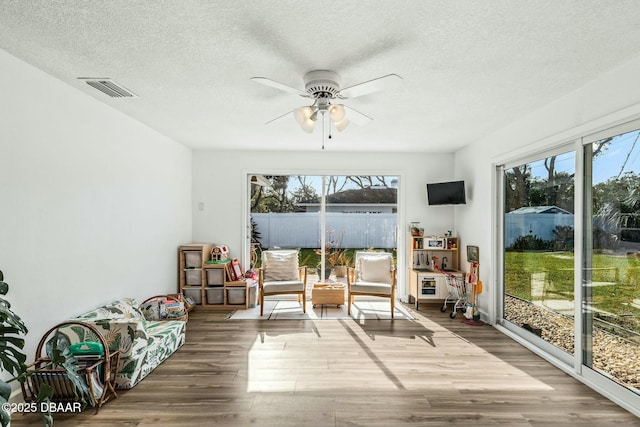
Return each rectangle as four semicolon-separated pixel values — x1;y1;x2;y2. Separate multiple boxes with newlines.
11;304;639;426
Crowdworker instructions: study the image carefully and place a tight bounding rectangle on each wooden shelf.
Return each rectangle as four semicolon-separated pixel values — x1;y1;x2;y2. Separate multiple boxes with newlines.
178;244;256;310
408;235;461;307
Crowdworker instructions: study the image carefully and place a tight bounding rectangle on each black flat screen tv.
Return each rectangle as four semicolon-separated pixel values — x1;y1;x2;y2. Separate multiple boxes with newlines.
426;180;466;205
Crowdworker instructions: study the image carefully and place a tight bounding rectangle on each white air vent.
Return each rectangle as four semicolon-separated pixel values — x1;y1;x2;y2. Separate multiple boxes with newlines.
78;78;137;98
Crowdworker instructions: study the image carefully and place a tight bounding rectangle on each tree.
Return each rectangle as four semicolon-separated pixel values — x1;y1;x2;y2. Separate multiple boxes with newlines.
251;176;294;213
504;165;531;212
593;171;640;229
290;176;320;205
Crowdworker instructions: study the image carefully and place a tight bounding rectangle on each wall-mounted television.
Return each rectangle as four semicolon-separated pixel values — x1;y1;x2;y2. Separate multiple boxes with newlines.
426;180;466;205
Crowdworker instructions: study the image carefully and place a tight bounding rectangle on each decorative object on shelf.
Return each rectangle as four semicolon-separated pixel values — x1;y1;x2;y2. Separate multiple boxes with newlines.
229;258;243;281
210;245;229;262
467;245;479;263
410;223;424;237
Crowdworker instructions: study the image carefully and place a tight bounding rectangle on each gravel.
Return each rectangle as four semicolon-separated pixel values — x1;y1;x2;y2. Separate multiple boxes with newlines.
505;295;640;391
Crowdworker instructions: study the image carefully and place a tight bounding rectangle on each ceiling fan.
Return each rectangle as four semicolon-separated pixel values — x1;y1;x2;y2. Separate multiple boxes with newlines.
251;70;403;133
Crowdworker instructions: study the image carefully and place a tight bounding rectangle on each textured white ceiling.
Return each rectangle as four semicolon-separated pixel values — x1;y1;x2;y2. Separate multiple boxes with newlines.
2;1;640;152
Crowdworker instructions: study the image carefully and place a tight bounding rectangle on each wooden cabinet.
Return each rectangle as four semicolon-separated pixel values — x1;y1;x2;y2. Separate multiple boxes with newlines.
178;244;256;310
409;236;459;271
407;235;461;307
178;243;213;306
202;263;256;310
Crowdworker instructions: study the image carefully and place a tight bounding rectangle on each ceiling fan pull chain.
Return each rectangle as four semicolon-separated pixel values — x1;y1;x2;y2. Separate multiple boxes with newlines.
322;111;325;150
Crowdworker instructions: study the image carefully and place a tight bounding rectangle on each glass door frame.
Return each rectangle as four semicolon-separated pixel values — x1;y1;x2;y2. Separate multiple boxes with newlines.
241;168;406;298
494;141;582;369
579;119;640;412
493;122;640;415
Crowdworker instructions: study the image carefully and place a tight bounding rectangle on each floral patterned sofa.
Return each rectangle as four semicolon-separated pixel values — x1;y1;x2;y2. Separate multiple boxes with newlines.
60;298;186;389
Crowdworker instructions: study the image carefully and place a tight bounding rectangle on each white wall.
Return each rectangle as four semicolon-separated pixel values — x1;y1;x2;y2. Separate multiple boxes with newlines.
455;54;640;324
0;49;192;371
191;149;457;298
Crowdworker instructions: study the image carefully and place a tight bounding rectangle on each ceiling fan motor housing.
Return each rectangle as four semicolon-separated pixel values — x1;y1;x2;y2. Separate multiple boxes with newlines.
303;70;341;98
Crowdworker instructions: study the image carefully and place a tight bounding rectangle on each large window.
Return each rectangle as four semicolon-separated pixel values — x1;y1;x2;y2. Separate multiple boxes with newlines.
502;150;576;357
583;128;640;394
499;122;640;404
249;175;398;281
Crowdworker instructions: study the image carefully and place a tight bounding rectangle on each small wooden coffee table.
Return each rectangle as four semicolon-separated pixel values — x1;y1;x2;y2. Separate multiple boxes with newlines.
312;283;345;308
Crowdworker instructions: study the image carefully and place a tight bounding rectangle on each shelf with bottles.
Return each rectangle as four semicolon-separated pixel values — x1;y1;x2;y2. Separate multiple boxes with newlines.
409;236;460;272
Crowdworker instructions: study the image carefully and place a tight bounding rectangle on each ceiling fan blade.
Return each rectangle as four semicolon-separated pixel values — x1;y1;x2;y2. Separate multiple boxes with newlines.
251;77;310;98
338;74;403;99
344;105;373;126
264;110;294;125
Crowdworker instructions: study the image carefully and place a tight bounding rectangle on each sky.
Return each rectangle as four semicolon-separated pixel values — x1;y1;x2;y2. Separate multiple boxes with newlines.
593;130;640;184
527;130;640;184
287;175;398;195
285;132;640;194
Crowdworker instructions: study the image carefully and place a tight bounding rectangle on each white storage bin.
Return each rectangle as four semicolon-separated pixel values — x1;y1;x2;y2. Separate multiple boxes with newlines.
185;269;202;285
227;287;246;305
184;288;202;305
184;251;202;268
206;268;225;286
206;287;224;304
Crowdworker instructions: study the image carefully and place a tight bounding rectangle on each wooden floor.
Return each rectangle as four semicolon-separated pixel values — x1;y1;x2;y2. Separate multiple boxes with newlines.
12;304;639;426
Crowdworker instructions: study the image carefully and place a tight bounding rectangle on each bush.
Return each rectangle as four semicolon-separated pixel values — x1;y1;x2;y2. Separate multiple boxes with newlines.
508;234;553;251
552;225;574;251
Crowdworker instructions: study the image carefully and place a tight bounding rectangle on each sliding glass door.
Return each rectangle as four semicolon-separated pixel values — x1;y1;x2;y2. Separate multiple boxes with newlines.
499;122;640;403
501;149;576;358
583;127;640;393
249;175;398;281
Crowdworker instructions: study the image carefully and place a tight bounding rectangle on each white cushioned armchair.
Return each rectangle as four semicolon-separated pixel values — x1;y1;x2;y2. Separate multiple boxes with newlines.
347;251;396;318
258;249;307;316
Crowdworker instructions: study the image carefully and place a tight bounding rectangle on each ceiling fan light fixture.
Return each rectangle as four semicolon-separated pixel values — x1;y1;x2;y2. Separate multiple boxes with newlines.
334;118;350;132
329;104;346;122
300;118;315;133
293;106;313;125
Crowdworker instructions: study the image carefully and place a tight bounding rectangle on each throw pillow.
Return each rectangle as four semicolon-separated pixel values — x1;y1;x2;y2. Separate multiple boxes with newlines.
359;256;392;283
263;250;299;281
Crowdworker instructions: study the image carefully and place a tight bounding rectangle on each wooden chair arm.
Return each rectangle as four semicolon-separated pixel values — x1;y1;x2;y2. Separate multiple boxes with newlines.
258;267;264;288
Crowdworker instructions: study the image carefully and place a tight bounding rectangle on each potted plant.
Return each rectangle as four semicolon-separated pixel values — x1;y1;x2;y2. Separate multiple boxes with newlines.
330;250;353;278
315;230;352;279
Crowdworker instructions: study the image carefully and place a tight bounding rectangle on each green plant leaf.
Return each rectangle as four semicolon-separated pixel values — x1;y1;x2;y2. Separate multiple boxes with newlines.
45;331;94;406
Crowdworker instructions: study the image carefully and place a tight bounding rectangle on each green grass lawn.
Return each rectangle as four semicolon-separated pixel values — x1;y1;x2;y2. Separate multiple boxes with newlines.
505;251;640;332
